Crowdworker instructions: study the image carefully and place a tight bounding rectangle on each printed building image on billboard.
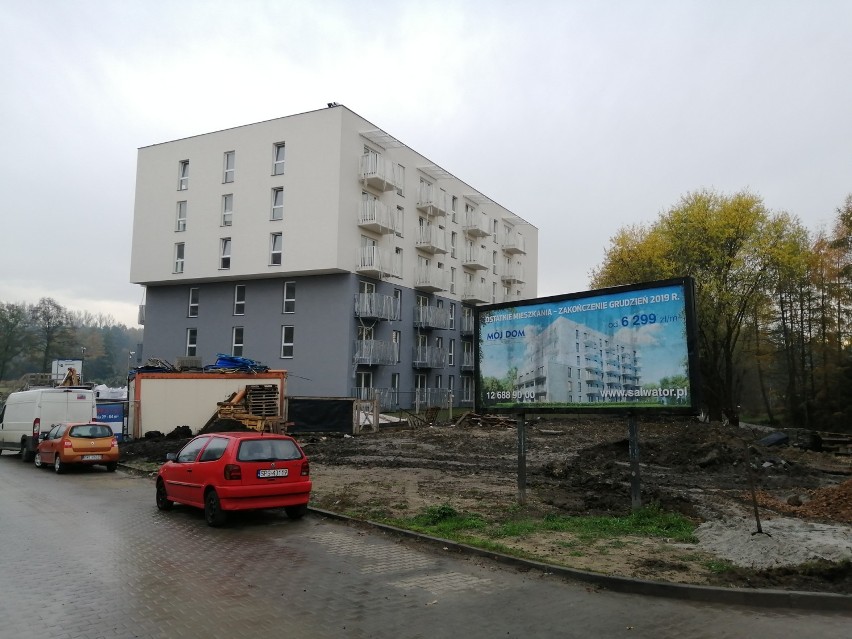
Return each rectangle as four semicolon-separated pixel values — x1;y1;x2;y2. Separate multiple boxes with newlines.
476;278;699;414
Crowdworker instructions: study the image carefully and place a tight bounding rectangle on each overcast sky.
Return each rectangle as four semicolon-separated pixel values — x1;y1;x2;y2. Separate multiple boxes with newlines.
2;0;850;327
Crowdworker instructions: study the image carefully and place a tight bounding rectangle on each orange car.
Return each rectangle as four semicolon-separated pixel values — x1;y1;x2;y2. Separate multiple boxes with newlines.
34;421;119;473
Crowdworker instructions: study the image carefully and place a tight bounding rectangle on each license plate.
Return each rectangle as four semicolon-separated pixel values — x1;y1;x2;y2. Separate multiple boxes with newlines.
257;468;288;478
82;454;102;461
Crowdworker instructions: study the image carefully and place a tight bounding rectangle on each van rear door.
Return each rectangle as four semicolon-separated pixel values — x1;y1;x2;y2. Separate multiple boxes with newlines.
38;390;96;435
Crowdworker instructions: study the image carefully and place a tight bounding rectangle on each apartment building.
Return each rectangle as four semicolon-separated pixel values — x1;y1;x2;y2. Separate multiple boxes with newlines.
130;105;538;409
513;317;642;403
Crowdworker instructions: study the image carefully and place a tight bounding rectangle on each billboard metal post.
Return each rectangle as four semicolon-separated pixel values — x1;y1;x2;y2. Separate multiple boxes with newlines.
628;413;642;511
517;413;527;506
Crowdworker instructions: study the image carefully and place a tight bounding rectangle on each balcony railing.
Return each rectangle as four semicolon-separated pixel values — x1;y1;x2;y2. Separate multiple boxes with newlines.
415;225;448;254
412;345;447;368
500;264;525;284
356;246;401;279
462;245;489;270
462;210;491;237
460;314;475;335
353;340;399;365
460;352;475;370
358;198;400;235
359;153;396;191
501;230;526;254
412;387;451;409
414;265;448;292
462;282;490;304
354;292;400;321
413;305;452;330
416;183;447;216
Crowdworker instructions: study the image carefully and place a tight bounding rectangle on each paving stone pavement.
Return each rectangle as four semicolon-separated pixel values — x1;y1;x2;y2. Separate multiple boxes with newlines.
0;452;849;639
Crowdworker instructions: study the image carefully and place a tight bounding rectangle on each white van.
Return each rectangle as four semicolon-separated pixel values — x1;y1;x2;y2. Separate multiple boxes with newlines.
0;388;97;461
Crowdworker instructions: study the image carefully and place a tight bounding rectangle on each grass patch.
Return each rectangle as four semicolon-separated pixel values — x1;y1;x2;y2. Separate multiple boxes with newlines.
380;503;697;550
703;559;736;573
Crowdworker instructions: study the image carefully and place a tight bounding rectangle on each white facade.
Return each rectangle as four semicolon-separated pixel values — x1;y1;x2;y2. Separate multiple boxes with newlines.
131;106;537;297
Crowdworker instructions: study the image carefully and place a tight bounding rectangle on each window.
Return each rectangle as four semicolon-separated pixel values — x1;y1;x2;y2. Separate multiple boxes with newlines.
355;371;373;399
391;373;400;404
273;143;286;175
281;325;294;358
175;201;187;232
270;233;283;265
450;267;456;294
186;328;197;356
220;238;231;270
174;243;185;273
394;246;403;274
396;205;404;237
188;287;199;317
223;151;235;183
233;284;245;315
283;281;295;313
396;164;405;196
448;375;455;394
449;303;455;329
492;218;499;242
271;187;284;220
357;324;374;340
221;194;233;226
392;330;401;362
232;326;244;357
492;250;498;274
450;231;457;258
451;196;458;223
177;160;189;190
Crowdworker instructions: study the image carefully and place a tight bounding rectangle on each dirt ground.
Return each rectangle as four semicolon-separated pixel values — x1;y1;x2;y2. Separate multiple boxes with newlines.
120;415;852;594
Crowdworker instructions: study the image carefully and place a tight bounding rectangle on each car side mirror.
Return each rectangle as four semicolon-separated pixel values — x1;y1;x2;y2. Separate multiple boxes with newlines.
166;452;177;462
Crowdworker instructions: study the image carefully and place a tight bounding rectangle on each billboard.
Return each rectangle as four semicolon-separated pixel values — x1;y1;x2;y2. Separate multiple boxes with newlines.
475;277;700;414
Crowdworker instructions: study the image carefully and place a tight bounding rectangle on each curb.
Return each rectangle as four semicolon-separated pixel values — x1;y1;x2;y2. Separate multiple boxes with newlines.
308;507;852;613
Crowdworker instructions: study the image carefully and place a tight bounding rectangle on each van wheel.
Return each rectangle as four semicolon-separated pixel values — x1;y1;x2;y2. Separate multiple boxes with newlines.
54;455;66;474
20;441;34;463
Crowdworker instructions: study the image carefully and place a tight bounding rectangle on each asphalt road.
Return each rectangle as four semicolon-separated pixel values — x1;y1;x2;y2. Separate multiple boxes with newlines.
0;452;849;639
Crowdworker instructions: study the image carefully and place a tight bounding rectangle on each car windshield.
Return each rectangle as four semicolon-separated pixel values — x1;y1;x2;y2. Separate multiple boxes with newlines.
237;439;302;462
68;424;113;438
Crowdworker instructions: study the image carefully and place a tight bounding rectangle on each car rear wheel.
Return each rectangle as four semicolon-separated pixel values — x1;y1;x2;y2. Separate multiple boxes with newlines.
155;480;174;511
34;452;43;469
54;455;65;474
285;504;308;520
204;490;227;527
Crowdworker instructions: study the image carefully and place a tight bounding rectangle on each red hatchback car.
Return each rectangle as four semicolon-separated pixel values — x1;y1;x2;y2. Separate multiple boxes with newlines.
156;432;312;526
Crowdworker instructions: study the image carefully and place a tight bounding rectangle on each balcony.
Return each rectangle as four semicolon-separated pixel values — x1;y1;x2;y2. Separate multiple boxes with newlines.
462;245;489;270
501;230;526;254
462;281;490;304
462;210;491;237
416;183;447;217
359;153;396;191
358;199;400;235
460;352;475;370
354;292;400;321
414;265;448;292
500;264;525;284
412;345;447;369
356;246;400;279
415;225;448;254
413;305;452;329
353;340;399;366
460;314;475;336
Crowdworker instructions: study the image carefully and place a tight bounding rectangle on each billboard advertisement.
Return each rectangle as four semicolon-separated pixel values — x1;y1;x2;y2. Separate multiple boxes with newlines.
475;277;700;414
